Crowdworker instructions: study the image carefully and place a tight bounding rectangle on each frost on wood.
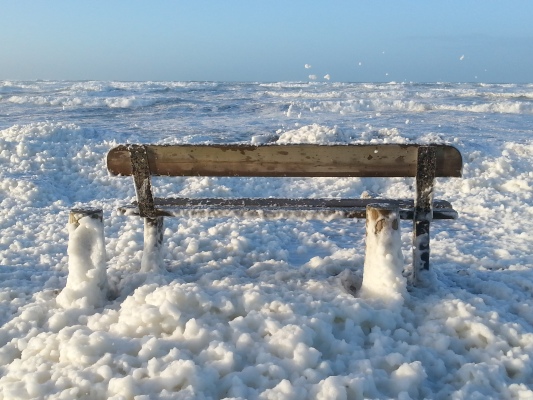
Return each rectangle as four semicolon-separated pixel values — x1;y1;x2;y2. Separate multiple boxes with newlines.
57;210;108;309
360;204;406;305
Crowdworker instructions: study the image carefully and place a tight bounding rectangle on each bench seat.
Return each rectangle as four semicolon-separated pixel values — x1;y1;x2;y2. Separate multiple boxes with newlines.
118;197;458;220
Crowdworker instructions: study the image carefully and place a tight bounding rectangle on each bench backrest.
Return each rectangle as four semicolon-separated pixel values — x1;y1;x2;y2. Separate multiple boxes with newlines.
107;144;462;178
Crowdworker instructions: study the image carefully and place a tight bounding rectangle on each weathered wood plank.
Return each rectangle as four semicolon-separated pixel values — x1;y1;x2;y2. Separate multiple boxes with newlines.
117;198;458;220
107;144;462;178
69;208;103;226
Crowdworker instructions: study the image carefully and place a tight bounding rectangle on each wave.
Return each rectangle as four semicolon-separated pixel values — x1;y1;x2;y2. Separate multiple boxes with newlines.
5;95;531;117
5;94;161;109
3;80;533;114
281;98;533;115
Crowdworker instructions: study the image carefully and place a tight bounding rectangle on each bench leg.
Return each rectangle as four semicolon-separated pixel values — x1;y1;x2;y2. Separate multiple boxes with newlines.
58;208;108;308
413;146;436;286
141;217;164;273
413;219;430;283
361;204;406;302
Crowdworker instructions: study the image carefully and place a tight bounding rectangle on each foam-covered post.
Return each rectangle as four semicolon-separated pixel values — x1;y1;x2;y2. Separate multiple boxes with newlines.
413;146;436;285
141;216;164;273
129;145;164;273
360;204;406;304
57;208;108;309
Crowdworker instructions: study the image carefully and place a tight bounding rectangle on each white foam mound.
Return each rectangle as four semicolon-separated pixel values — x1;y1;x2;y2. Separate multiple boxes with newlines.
57;216;108;309
360;208;407;306
276;123;351;144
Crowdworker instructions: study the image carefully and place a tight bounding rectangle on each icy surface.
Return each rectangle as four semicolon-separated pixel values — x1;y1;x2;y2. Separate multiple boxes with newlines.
1;81;533;399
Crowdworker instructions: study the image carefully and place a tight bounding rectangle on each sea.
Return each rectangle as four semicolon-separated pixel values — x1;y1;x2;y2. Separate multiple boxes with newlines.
2;80;533;146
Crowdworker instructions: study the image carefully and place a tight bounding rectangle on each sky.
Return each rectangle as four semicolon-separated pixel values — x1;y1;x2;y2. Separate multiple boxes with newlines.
1;1;533;83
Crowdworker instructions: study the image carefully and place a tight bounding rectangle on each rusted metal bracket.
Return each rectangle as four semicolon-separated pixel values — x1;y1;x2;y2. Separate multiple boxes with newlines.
129;145;157;218
413;146;437;280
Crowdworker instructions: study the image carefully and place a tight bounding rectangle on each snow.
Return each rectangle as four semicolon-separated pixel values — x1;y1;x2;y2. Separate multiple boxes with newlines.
1;80;533;399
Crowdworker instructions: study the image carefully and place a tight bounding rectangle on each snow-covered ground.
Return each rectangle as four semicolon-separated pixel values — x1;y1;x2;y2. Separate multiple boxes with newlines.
1;81;533;399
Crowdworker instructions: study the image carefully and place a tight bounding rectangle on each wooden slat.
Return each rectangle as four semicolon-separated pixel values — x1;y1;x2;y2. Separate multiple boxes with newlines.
117;198;458;220
107;144;462;178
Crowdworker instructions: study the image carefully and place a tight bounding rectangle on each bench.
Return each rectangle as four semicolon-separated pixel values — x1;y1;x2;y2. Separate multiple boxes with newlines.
106;144;462;284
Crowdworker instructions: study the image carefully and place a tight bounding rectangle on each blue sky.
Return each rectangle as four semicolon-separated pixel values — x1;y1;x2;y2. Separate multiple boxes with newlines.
1;1;532;83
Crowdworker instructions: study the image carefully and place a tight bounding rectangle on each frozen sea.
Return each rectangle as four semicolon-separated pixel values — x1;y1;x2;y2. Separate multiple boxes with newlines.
1;80;533;399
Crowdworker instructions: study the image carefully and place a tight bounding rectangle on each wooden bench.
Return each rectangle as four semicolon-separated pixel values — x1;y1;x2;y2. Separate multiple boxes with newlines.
106;144;462;283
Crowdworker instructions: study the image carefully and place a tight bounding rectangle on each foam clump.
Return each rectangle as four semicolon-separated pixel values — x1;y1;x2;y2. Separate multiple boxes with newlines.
359;207;407;306
57;215;108;310
276;123;351;144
